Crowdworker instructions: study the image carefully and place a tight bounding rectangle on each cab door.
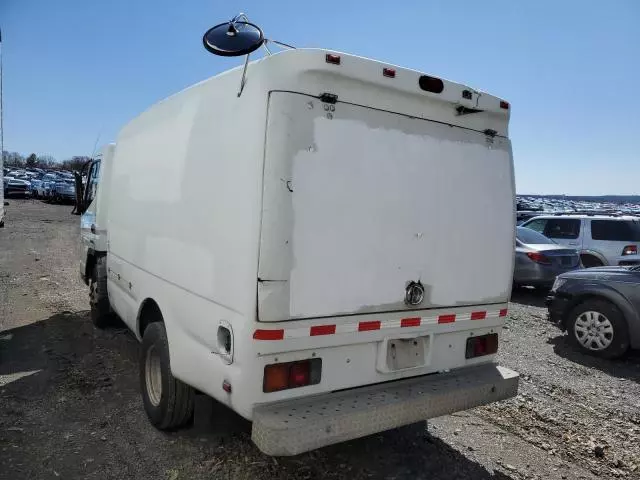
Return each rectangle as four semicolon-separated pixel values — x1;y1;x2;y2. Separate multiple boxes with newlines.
80;160;102;281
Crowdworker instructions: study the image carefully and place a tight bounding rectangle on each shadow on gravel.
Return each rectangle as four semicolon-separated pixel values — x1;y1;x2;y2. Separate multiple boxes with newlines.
0;311;138;398
1;312;513;480
548;334;640;383
510;287;549;308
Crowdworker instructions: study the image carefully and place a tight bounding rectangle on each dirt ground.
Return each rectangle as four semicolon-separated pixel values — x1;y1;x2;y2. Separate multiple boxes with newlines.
1;199;639;480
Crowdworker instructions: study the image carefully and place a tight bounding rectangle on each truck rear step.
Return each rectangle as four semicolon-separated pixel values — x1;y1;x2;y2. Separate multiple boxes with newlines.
252;364;518;455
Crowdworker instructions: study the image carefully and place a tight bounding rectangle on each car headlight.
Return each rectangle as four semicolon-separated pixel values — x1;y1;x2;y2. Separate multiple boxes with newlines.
551;277;567;292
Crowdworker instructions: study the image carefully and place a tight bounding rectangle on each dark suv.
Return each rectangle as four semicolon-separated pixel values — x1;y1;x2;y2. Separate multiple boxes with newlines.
546;266;640;358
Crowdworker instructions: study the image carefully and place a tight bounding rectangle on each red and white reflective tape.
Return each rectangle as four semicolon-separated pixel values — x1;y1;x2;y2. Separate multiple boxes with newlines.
253;308;508;341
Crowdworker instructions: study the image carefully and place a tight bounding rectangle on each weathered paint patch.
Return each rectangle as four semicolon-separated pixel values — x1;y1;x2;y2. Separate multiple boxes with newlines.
258;92;514;321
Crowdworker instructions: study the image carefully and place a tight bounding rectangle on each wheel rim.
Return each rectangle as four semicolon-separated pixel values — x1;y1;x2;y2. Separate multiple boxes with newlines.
145;345;163;406
574;310;614;351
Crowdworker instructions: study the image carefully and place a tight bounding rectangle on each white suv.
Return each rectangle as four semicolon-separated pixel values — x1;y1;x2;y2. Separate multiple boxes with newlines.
521;215;640;267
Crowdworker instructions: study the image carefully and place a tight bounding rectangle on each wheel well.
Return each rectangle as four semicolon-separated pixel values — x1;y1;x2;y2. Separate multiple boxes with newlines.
580;253;605;267
85;252;97;281
138;299;163;338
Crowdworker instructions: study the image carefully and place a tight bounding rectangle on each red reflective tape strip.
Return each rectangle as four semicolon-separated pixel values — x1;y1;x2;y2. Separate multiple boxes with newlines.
471;311;487;320
401;317;421;327
358;321;381;331
253;329;284;340
310;324;336;336
438;314;456;324
499;308;508;317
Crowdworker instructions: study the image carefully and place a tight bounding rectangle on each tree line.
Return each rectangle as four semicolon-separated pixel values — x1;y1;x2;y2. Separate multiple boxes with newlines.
2;151;91;172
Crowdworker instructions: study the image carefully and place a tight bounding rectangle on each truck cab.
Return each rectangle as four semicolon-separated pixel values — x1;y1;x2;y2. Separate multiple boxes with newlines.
80;145;113;284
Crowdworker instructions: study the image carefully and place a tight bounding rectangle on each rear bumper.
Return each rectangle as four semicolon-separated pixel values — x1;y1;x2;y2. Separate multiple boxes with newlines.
5;189;30;197
251;363;519;456
514;265;577;287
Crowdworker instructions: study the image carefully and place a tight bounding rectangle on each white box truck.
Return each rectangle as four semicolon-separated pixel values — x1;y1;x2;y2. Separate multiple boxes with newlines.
79;47;518;456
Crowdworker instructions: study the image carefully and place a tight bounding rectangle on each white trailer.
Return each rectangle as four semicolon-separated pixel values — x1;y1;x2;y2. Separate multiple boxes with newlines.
79;47;518;456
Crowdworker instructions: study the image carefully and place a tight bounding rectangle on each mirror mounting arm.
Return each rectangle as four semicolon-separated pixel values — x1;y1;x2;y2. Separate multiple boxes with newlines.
238;53;250;97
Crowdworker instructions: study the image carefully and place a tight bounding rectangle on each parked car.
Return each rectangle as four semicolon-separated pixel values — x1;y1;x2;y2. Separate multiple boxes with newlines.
51;179;76;203
546;266;640;358
39;174;58;199
4;177;31;197
514;226;581;288
521;214;640;267
30;178;43;198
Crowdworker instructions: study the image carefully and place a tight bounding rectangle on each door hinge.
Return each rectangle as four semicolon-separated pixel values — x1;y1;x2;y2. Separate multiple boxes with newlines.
483;129;498;137
319;93;338;104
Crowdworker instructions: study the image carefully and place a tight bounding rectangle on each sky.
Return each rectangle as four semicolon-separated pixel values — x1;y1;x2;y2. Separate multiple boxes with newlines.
1;0;639;195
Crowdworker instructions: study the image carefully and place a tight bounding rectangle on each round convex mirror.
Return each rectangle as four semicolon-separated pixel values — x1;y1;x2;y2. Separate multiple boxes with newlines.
202;21;264;57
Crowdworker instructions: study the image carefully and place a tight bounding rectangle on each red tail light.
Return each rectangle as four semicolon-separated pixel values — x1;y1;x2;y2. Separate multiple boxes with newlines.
500;100;510;110
466;334;499;359
263;359;322;393
622;245;637;256
289;362;310;388
527;252;552;265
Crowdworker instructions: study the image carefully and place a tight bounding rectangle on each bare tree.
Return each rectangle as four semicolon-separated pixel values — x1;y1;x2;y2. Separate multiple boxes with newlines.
37;155;56;168
61;156;91;172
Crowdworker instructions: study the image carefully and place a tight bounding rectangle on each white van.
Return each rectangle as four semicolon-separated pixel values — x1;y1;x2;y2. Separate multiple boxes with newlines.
79;48;518;456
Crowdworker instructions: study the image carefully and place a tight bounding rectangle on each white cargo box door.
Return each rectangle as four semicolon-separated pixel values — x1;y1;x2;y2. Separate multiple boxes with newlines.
258;92;514;322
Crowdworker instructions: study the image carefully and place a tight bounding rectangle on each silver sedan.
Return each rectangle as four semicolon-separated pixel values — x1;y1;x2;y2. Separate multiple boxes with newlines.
514;227;581;289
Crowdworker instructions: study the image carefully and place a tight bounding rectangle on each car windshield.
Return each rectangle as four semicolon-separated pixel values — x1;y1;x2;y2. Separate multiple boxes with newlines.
517;226;555;245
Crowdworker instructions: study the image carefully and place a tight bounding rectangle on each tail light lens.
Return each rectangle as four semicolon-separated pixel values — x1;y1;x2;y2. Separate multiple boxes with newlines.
466;334;499;359
263;359;322;393
527;252;552;265
622;245;637;256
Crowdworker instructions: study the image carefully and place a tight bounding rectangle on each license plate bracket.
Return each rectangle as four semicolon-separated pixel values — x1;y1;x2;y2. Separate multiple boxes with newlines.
376;334;431;373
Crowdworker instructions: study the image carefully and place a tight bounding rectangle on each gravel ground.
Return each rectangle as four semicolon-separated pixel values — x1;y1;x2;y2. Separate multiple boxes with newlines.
1;199;638;480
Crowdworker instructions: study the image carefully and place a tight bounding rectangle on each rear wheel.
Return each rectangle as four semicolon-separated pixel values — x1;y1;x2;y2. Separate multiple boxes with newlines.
567;299;629;359
89;256;115;328
140;322;195;430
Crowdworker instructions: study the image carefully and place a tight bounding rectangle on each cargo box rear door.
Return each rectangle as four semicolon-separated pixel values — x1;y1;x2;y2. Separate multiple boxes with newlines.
258;91;514;322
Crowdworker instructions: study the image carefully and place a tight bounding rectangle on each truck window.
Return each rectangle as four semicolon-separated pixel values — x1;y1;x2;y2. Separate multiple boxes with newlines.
544;219;581;240
591;220;640;241
522;218;547;233
84;160;101;206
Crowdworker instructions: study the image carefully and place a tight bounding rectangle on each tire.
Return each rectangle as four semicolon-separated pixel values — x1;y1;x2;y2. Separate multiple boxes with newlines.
567;299;629;359
89;256;115;328
140;322;195;430
580;254;603;268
